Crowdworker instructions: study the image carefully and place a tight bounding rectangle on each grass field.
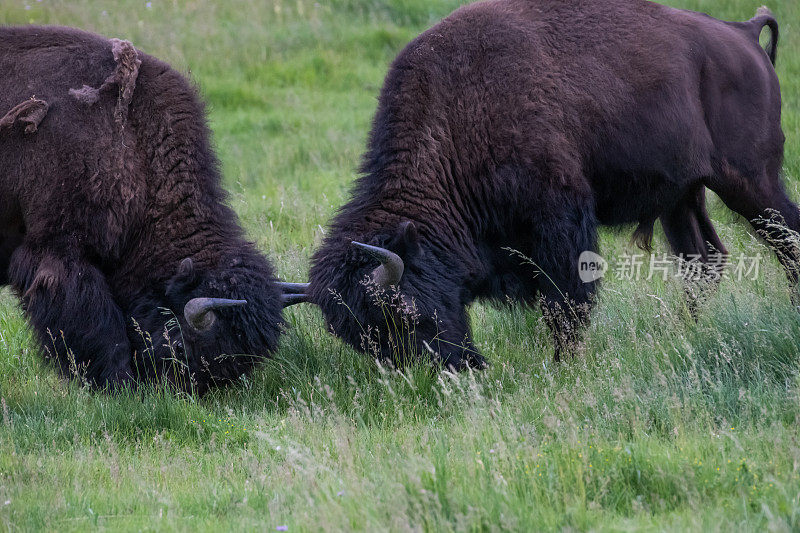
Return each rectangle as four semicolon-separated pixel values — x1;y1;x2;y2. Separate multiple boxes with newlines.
2;0;800;530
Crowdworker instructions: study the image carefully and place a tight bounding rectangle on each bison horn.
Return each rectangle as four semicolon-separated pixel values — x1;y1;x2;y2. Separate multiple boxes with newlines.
276;281;310;307
281;293;309;306
184;298;247;331
351;241;404;287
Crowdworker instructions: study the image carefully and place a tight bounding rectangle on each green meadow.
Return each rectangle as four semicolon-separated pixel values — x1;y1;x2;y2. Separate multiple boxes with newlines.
2;0;800;530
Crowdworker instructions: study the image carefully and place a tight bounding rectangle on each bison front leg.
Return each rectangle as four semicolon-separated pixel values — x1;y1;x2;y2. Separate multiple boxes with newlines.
8;244;134;389
0;242;13;286
529;197;598;362
0;228;24;286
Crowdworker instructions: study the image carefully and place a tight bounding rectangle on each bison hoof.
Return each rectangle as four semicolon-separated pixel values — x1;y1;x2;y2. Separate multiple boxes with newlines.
443;351;488;372
97;367;136;393
466;352;489;370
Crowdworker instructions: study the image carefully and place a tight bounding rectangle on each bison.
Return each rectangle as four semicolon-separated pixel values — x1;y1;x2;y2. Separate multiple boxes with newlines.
304;0;795;369
0;26;303;392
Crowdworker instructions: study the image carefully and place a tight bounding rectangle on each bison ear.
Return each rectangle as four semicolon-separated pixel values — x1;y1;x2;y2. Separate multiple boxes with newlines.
175;257;197;285
178;257;194;277
166;257;199;298
394;220;420;258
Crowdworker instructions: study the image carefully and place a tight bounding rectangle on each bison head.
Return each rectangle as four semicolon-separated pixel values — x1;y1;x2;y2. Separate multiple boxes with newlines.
309;220;487;370
127;254;285;393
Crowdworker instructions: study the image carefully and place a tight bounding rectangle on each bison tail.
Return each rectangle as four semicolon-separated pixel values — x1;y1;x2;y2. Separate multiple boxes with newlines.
751;6;779;66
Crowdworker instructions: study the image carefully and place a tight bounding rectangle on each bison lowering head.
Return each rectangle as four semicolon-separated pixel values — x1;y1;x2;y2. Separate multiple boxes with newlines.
310;220;486;370
307;2;794;370
0;26;295;393
123;255;287;393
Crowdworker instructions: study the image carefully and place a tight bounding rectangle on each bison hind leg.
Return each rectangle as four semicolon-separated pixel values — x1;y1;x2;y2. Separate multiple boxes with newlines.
8;243;134;389
707;161;800;286
660;185;728;318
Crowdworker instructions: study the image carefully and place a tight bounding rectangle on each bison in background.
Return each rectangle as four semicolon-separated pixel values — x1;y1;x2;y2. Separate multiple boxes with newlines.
305;0;795;369
0;27;301;393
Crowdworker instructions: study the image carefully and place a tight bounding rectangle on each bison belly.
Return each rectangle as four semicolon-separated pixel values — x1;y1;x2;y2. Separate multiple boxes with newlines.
587;84;714;227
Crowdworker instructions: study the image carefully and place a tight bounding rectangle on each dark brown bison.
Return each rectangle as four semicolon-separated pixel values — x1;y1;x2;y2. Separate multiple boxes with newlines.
304;0;794;369
0;26;302;393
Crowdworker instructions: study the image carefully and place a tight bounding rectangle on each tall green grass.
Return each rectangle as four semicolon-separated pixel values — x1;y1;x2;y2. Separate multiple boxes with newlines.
2;0;800;529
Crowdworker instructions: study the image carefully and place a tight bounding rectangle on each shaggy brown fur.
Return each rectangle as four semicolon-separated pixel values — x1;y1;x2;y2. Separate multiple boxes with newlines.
0;97;48;134
0;26;285;392
309;0;793;369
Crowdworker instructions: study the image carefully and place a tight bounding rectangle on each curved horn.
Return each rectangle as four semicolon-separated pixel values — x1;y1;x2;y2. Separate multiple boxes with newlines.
282;293;309;307
276;282;309;294
184;298;247;331
351;241;404;287
276;281;311;307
